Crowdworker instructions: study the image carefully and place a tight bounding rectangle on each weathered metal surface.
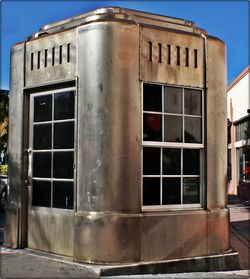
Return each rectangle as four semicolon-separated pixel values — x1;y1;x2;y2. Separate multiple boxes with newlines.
5;43;25;248
27;208;74;256
74;212;141;263
77;21;141;213
206;36;227;210
140;27;204;87
25;29;77;87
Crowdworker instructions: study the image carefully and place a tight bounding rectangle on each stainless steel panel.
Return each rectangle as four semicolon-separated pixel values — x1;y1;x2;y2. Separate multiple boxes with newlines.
25;30;77;87
28;208;74;256
207;209;230;254
206;36;227;209
5;43;25;248
76;21;141;213
141;210;207;261
74;212;140;263
140;27;204;87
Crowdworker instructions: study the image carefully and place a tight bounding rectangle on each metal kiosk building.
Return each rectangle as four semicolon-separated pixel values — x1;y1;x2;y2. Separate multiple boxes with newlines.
6;7;239;271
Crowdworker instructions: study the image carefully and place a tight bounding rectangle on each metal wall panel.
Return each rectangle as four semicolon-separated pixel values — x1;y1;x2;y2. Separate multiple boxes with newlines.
5;43;25;248
25;30;77;87
140;27;204;87
28;208;74;256
206;36;227;209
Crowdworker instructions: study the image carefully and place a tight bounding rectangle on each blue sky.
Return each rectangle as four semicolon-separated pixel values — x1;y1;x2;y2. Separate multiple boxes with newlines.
1;1;249;90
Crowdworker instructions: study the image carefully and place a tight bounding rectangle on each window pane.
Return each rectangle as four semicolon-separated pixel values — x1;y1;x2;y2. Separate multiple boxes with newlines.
33;152;51;178
54;92;75;120
164;87;182;114
53;152;74;179
53;181;73;209
32;180;51;207
33;124;52;150
34;95;52;122
143;83;162;112
183;149;200;175
143;148;160;175
143;114;162;141
183;177;200;204
54;121;74;149
184;89;201;116
164;115;182;142
162;178;181;204
163;148;181;175
184;117;201;143
143;178;160;205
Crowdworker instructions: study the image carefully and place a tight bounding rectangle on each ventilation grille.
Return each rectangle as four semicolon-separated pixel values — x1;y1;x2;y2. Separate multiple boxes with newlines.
147;41;198;68
30;43;71;71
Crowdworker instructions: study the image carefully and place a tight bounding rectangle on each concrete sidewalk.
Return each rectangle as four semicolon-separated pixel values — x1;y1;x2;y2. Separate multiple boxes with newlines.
0;204;249;278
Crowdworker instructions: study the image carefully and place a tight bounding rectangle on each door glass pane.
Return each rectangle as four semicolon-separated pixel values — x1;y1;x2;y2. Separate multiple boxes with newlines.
143;114;162;141
184;117;201;143
54;92;74;120
32;180;51;207
53;181;73;209
184;89;201;116
183;149;200;175
163;148;181;175
54;121;74;149
162;178;181;204
164;87;182;114
143;178;160;205
183;177;200;203
143;147;160;175
164;115;182;142
34;95;52;122
143;83;162;112
33;124;52;150
33;152;51;178
53;152;74;178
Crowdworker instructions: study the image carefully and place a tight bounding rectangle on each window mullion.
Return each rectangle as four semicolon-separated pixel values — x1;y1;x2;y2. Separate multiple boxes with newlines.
160;148;163;205
181;148;183;204
51;94;54;208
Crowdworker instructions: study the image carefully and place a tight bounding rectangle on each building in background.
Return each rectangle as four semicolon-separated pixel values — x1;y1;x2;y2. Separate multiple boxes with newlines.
227;66;250;200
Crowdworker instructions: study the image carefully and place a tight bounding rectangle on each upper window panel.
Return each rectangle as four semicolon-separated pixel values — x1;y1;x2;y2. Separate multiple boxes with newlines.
184;89;202;116
164;87;182;114
143;83;162;112
34;95;52;122
54;92;75;120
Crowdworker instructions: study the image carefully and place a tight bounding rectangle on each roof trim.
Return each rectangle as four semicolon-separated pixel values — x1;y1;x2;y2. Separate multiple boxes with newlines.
227;65;250;92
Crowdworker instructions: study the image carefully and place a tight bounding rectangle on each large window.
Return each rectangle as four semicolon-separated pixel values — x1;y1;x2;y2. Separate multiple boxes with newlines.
236;119;250;142
31;90;75;209
142;83;203;209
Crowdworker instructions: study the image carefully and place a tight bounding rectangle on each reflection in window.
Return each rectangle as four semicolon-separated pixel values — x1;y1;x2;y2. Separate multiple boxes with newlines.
162;178;181;204
143;114;162;141
33;124;52;150
34;95;52;122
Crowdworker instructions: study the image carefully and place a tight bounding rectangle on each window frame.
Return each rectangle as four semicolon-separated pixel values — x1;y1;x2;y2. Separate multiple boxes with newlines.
141;82;204;211
29;86;77;210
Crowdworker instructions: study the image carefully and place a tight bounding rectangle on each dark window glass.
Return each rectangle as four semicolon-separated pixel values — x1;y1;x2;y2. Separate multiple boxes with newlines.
143;84;162;112
184;117;201;143
34;95;52;122
164;115;182;142
32;180;51;207
143;178;160;205
33;124;52;150
163;148;181;175
184;89;201;116
162;178;181;204
33;152;51;178
143;114;162;141
183;178;200;204
183;149;200;175
53;152;74;179
54;92;75;120
53;181;73;209
164;87;182;114
54;121;74;149
143;148;160;175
